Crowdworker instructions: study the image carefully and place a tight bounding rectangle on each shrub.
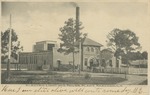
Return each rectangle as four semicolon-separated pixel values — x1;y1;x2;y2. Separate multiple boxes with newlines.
47;71;57;75
58;64;74;71
84;73;91;79
1;71;7;84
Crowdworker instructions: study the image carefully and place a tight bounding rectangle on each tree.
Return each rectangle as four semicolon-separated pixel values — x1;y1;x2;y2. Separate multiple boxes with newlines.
121;51;148;65
141;51;148;60
58;18;87;72
121;51;142;64
1;29;23;62
106;28;141;66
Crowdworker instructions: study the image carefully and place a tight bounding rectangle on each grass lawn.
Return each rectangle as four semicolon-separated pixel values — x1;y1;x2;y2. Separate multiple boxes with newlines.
1;70;127;84
138;80;147;85
46;77;127;84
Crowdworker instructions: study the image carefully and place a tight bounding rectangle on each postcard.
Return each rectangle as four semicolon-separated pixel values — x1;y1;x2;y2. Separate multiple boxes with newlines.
1;0;149;95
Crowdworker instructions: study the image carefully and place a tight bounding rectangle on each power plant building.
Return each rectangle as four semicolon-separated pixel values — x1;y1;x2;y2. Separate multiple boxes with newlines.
19;6;122;71
19;38;103;71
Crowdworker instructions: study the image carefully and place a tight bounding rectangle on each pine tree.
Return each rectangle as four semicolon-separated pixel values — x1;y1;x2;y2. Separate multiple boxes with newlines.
58;18;87;72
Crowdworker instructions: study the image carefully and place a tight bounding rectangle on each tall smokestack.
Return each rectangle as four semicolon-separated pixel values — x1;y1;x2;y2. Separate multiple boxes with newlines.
76;6;83;71
76;6;80;39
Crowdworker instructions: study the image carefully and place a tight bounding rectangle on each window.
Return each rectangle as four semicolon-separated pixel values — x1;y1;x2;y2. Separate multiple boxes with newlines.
22;56;24;64
47;44;55;51
101;59;106;67
96;48;99;54
91;47;94;52
96;59;99;66
84;58;88;66
44;60;46;65
57;60;61;65
116;60;119;68
35;56;37;64
32;56;34;64
86;47;90;52
34;56;36;64
30;56;32;64
109;60;112;67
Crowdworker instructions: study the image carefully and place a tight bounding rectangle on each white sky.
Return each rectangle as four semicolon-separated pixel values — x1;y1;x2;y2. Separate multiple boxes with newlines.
2;2;150;52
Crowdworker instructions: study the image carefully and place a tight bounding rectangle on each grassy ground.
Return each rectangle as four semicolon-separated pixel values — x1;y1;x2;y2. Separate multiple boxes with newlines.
1;70;127;84
139;80;148;85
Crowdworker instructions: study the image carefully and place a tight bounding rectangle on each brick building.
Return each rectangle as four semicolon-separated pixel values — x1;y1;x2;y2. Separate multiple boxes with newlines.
19;38;107;71
101;48;122;68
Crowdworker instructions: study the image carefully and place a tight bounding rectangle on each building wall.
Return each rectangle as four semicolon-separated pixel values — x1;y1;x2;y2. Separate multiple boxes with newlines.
45;41;57;50
20;46;123;71
82;46;101;70
19;40;103;71
101;50;122;68
53;47;79;68
19;38;105;71
53;45;101;71
33;41;57;52
34;42;45;52
19;51;53;70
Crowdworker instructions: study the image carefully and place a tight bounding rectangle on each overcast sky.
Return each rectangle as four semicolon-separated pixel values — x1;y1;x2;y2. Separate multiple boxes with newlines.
2;2;149;52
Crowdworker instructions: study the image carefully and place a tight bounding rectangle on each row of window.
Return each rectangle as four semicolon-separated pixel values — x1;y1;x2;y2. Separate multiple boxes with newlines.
84;58;100;66
85;47;99;53
20;55;47;65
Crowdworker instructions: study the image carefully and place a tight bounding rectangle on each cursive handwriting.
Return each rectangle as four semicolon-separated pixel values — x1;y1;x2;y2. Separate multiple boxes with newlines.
1;85;146;95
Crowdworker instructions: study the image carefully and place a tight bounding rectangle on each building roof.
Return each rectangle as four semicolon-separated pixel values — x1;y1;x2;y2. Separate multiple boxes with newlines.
101;48;114;53
36;40;57;44
20;51;52;54
82;38;103;46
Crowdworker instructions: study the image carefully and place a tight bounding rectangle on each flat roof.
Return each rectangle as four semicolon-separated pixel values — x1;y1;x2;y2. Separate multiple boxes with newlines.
36;40;57;44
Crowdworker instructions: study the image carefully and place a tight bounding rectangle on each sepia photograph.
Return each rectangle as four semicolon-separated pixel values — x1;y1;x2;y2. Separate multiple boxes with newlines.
1;1;149;86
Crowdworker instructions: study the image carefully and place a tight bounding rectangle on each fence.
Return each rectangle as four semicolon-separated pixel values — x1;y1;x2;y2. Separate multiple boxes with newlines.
128;68;147;74
1;64;28;70
94;67;147;74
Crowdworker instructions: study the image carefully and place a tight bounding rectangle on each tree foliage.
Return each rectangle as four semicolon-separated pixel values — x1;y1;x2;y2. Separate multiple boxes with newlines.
58;18;86;54
1;29;23;61
58;18;87;72
141;51;148;60
107;28;141;64
122;51;148;64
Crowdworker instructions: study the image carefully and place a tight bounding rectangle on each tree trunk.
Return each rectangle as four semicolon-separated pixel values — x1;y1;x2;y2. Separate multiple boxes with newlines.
72;35;75;72
73;51;75;72
7;59;10;79
116;56;118;68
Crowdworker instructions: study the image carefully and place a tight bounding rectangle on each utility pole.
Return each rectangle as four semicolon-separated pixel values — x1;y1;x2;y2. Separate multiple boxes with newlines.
7;14;12;79
78;39;81;74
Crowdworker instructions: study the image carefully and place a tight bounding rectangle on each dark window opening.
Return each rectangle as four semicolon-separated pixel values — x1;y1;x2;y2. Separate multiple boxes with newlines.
101;59;106;67
47;44;55;51
109;60;112;67
84;58;88;66
57;60;61;66
116;60;119;68
89;59;94;69
91;47;94;52
30;56;32;64
86;47;90;52
96;48;99;54
96;59;99;66
44;60;46;65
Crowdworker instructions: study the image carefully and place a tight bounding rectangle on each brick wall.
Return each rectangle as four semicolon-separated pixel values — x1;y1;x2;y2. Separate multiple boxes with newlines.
19;51;53;70
53;47;79;68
